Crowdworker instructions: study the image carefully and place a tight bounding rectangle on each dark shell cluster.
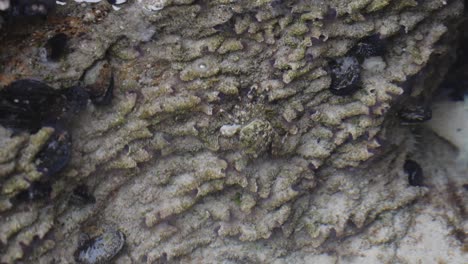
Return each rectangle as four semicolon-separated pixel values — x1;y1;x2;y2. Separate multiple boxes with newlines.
0;2;123;261
328;34;386;96
0;76;113;202
0;78;100;203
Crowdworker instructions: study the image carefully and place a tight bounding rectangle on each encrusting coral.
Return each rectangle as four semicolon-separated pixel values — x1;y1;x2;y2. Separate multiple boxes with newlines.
0;0;466;263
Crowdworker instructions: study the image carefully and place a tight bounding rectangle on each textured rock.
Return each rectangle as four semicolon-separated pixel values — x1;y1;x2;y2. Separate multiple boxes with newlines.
0;0;466;263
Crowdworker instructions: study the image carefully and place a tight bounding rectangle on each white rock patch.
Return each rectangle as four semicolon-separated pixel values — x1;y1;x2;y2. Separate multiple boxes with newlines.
426;97;468;166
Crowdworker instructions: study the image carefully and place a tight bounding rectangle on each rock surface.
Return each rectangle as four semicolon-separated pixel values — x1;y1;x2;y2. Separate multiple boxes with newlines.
0;0;466;263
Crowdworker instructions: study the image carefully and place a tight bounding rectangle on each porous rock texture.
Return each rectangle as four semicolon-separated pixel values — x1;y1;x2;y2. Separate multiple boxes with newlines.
0;0;466;263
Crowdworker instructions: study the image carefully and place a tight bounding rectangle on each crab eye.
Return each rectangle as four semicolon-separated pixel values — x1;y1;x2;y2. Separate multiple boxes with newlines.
404;159;424;187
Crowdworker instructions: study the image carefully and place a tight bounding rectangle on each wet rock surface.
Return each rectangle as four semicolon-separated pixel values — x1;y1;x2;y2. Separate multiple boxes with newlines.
0;0;466;263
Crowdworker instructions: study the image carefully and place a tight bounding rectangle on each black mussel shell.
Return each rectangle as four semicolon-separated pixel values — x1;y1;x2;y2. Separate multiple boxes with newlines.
0;79;65;131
